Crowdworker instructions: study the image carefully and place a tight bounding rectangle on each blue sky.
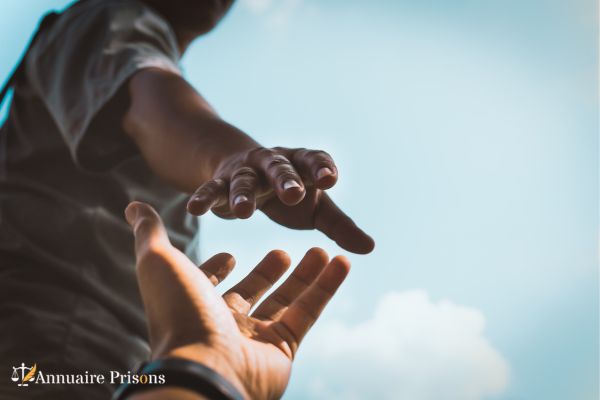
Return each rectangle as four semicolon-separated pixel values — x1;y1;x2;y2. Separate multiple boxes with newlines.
1;1;597;399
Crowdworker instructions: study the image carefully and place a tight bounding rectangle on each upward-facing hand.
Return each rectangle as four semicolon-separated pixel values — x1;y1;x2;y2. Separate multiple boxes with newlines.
186;147;375;254
125;201;351;399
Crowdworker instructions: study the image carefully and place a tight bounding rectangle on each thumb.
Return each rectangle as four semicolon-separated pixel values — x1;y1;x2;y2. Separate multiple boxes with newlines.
314;194;375;254
125;201;171;257
124;201;236;353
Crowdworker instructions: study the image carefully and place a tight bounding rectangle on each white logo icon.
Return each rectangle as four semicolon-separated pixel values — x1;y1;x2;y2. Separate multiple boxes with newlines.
11;363;36;387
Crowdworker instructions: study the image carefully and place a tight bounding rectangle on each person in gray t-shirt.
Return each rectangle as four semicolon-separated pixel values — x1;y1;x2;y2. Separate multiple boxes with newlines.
0;1;374;398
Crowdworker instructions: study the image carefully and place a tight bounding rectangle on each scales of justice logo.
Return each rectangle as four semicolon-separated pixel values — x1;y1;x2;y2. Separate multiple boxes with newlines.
11;363;37;387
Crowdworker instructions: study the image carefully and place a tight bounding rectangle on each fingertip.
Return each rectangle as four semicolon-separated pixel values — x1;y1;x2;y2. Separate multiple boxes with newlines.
265;249;292;268
125;201;158;227
330;255;351;275
338;231;375;255
355;236;376;254
365;236;376;253
233;199;256;220
316;177;337;190
280;185;306;206
124;201;142;226
125;202;170;255
317;255;351;292
315;168;337;190
200;252;237;285
305;247;329;265
210;252;236;268
292;248;329;282
187;197;209;215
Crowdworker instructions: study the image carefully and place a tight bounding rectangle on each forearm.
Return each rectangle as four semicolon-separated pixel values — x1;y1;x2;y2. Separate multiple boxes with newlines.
123;68;259;193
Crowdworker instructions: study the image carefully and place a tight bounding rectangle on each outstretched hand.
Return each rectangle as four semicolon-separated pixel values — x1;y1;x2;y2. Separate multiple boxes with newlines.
125;201;351;399
186;147;375;254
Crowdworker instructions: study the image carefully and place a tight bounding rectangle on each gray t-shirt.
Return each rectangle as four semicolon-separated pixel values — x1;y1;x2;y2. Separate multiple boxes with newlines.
0;0;199;395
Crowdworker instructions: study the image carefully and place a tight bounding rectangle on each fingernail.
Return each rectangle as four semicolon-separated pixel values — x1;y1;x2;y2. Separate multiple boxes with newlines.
234;195;249;206
283;180;301;191
316;167;333;180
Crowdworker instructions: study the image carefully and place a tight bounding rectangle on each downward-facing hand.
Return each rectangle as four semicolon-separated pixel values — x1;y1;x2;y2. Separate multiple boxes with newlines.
187;146;375;254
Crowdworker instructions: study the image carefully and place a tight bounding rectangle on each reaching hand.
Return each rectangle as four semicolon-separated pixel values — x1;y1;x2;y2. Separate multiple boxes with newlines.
186;147;375;254
125;201;351;400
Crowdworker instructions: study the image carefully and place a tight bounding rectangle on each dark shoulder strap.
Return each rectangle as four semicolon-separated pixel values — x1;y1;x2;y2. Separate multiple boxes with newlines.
0;11;60;108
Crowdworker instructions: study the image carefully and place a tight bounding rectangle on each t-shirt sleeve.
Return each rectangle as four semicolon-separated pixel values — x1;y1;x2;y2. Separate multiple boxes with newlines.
25;0;182;171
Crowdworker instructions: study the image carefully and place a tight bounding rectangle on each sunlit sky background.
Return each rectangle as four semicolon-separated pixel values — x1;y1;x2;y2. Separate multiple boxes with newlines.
1;0;598;399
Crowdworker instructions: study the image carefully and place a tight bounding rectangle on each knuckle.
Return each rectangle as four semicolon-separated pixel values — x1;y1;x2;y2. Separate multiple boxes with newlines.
309;150;333;163
275;170;299;183
210;178;227;189
292;148;333;166
265;154;292;172
195;187;212;198
291;148;309;161
270;293;291;308
231;167;258;182
271;146;295;157
197;179;224;196
230;184;254;197
293;147;308;155
294;298;320;321
246;146;274;163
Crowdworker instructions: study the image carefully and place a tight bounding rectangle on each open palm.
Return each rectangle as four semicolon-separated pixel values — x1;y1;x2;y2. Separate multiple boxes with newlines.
125;202;350;400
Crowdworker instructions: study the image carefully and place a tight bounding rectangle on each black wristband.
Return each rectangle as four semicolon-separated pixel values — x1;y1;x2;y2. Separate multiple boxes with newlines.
112;357;245;400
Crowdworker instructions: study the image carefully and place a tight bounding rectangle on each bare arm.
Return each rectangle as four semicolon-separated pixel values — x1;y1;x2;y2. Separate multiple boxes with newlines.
123;68;258;193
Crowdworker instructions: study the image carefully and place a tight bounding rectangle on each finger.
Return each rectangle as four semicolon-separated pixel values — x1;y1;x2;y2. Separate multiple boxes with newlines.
187;179;228;215
250;148;305;206
252;247;329;321
228;167;259;219
198;253;236;286
273;256;350;356
125;201;171;256
292;149;338;189
223;250;291;314
314;193;375;254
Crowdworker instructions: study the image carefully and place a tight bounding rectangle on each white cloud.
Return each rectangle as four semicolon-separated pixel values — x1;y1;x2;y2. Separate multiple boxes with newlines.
289;290;509;400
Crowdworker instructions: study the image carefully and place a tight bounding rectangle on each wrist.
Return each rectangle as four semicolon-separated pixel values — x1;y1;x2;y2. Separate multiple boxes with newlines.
115;356;248;400
199;119;260;179
165;345;249;399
